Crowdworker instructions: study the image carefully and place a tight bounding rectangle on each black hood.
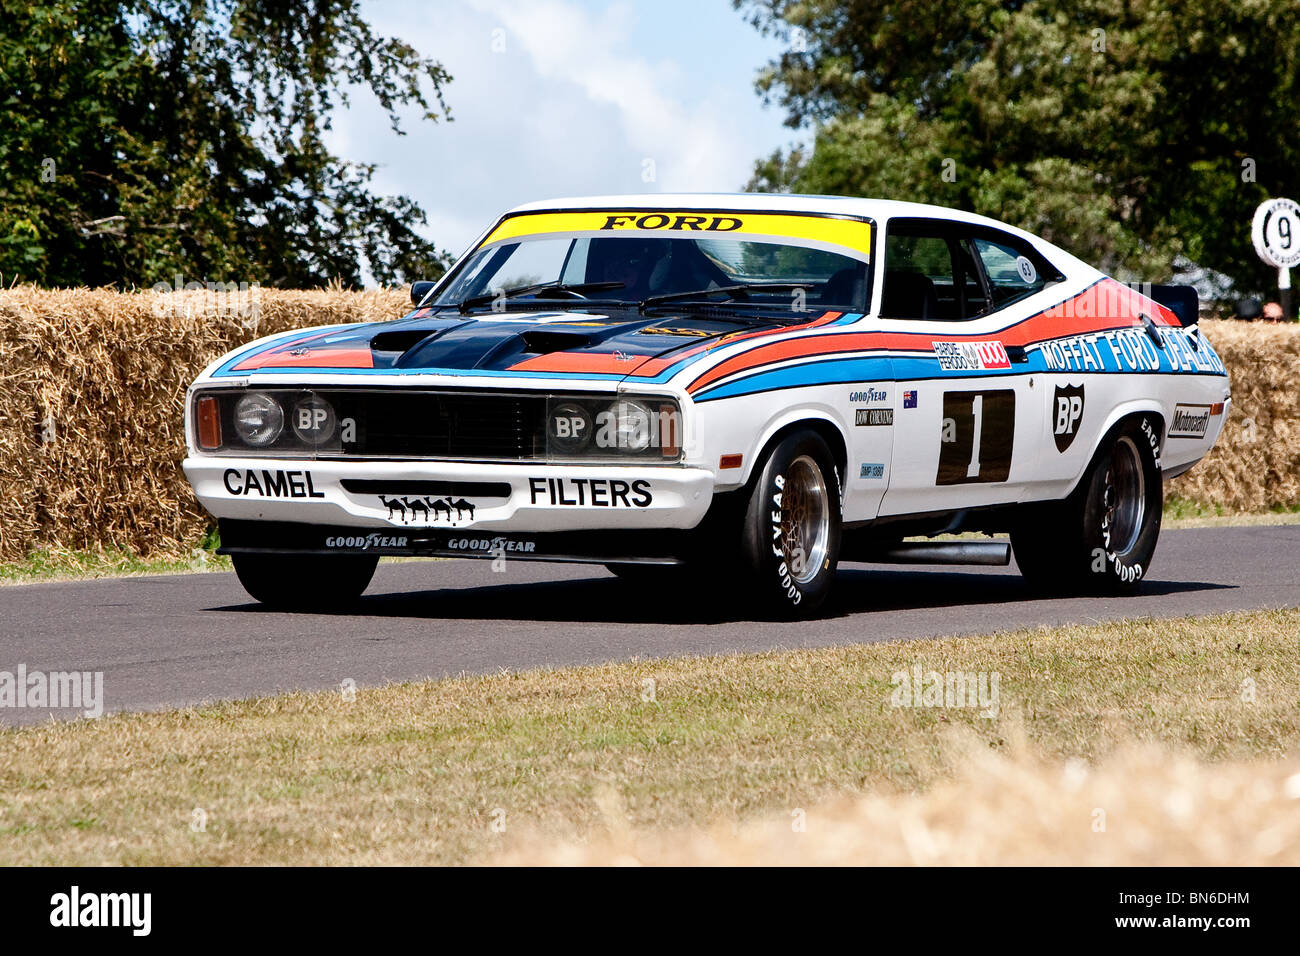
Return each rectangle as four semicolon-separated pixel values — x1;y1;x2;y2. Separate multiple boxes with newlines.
364;308;789;375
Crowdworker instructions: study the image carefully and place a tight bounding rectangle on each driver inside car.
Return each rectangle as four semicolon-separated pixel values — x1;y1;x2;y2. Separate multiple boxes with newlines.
592;238;670;300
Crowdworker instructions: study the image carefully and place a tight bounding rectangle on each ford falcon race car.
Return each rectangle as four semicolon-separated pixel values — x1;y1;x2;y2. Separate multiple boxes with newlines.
183;194;1230;617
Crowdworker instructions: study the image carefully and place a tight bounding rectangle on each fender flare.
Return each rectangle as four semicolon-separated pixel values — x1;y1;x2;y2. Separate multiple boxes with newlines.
738;406;850;489
1064;399;1166;499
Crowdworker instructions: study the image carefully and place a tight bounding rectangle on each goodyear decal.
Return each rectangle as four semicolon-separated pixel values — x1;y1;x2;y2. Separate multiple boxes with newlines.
482;210;872;256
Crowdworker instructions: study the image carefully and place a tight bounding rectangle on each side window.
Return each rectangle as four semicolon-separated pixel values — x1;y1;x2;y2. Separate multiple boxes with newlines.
973;235;1058;309
883;229;987;320
882;234;953;320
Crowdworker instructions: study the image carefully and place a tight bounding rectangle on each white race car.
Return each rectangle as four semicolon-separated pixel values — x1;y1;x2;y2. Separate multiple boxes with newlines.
183;194;1230;617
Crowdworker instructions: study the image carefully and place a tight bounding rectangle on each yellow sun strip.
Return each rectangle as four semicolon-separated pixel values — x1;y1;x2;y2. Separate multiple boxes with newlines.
482;210;872;257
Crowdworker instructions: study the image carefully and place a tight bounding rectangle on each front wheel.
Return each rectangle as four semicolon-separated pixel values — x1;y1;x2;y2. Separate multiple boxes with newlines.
738;429;843;617
231;553;379;610
1012;415;1162;594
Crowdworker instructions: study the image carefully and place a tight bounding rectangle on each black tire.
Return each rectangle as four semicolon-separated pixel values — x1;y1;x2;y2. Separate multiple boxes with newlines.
738;428;843;617
231;552;379;610
1012;415;1163;594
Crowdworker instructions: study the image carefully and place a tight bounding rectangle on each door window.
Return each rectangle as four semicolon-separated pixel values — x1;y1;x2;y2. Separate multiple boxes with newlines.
882;219;1063;320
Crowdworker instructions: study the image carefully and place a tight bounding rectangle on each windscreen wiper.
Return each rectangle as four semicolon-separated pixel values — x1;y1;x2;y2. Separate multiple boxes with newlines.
457;280;626;314
639;282;815;313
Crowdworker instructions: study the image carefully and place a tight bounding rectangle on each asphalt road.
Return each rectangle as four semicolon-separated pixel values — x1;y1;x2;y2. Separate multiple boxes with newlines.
1;525;1297;726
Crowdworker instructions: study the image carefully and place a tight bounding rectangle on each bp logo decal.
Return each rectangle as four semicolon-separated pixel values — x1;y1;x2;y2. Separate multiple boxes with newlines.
1053;384;1085;452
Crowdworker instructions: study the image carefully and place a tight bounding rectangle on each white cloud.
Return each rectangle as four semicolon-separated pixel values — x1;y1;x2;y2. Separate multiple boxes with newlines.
471;0;747;190
326;0;794;265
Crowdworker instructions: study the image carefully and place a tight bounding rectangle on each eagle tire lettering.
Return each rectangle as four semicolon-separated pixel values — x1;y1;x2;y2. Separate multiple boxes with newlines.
1140;415;1162;470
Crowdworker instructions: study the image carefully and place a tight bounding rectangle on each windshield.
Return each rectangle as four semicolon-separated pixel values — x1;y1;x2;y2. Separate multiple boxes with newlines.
430;223;871;313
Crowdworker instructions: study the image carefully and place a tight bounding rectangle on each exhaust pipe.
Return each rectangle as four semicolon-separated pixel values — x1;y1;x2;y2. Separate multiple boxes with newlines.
849;540;1012;566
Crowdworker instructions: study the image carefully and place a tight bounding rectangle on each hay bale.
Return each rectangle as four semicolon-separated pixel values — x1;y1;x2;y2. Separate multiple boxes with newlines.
1168;319;1300;512
0;285;406;562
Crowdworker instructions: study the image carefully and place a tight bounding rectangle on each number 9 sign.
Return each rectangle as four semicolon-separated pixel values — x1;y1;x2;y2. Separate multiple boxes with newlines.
1252;197;1300;269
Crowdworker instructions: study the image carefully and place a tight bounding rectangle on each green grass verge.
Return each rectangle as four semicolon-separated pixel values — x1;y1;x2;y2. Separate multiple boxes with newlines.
0;544;230;586
0;608;1296;865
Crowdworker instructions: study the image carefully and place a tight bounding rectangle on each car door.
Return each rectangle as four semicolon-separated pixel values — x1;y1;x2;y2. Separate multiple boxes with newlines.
876;218;1059;519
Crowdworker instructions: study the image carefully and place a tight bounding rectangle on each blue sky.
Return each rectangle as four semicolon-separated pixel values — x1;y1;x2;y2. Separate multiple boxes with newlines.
326;0;803;261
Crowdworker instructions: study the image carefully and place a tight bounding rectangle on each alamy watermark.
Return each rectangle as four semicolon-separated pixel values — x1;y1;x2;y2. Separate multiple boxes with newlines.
890;666;1000;718
0;664;104;718
151;274;261;322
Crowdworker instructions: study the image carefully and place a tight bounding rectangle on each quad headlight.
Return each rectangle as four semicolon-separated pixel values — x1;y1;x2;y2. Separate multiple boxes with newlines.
198;389;340;454
609;399;653;452
291;395;337;445
193;388;680;461
233;393;284;447
543;395;680;460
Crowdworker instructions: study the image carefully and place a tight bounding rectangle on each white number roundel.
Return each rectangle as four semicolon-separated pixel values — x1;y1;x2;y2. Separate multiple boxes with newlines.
1252;197;1300;269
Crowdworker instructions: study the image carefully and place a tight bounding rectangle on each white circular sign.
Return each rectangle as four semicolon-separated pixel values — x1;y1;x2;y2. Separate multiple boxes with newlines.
1014;255;1037;283
1252;197;1300;269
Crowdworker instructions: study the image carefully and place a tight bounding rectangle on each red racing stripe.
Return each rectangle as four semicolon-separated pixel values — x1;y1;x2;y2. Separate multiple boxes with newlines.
685;280;1175;394
233;345;375;371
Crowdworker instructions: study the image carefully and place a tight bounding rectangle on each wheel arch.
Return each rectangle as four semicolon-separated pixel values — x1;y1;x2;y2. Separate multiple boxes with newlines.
743;412;849;493
1067;401;1166;499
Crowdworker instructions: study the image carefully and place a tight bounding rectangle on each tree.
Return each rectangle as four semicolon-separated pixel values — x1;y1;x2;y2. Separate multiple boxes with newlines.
0;1;452;288
737;0;1300;293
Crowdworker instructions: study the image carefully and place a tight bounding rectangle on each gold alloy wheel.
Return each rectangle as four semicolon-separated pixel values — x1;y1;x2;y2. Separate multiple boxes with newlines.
779;454;831;585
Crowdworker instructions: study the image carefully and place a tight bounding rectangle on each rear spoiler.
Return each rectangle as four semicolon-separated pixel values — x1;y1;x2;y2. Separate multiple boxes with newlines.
1125;283;1199;327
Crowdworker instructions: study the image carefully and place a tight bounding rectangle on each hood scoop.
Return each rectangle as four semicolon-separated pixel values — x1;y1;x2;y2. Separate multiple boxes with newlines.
518;330;591;354
371;328;439;355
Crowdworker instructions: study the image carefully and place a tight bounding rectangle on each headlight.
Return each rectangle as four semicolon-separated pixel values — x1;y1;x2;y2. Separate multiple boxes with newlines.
548;401;593;452
233;393;284;447
291;395;336;445
606;399;652;452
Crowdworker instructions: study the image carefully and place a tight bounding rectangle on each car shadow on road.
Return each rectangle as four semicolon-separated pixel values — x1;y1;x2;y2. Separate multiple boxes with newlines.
211;565;1234;625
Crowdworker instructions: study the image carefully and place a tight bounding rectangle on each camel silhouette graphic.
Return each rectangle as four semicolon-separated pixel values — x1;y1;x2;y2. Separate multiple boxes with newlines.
403;497;429;523
377;494;476;524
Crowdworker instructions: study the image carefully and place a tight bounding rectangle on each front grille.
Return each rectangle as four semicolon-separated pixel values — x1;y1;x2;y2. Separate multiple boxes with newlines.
333;391;546;460
196;386;682;463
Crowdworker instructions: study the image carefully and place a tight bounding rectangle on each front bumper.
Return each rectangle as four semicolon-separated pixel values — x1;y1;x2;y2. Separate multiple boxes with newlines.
216;518;696;565
183;456;716;534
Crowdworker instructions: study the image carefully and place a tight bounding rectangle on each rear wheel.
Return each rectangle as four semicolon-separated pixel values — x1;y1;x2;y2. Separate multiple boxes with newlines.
1012;415;1162;594
231;553;379;610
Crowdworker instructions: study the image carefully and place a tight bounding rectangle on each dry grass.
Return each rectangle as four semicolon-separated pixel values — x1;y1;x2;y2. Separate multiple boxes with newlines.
0;608;1296;865
0;289;1295;562
502;745;1300;866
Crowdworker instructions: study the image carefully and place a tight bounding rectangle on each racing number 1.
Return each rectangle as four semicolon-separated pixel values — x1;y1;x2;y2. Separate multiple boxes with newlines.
967;394;983;478
937;389;1015;485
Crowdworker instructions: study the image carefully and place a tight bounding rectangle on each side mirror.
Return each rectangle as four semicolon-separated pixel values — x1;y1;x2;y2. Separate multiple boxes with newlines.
410;280;436;306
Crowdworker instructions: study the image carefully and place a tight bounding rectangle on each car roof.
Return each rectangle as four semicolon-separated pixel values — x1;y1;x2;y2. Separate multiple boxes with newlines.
494;193;1094;275
505;192;1013;231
